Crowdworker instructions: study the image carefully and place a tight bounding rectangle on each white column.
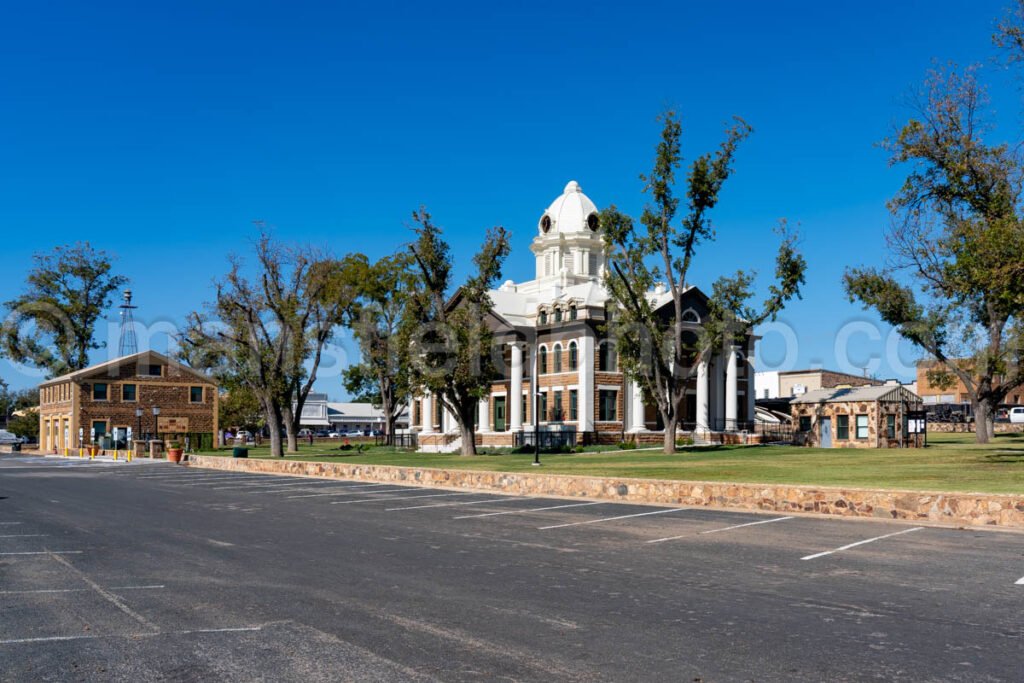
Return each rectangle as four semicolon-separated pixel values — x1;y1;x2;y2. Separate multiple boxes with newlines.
629;380;644;432
578;335;595;431
421;392;434;433
745;341;756;428
509;343;523;430
696;357;709;433
713;353;725;430
726;345;738;430
443;404;456;433
478;396;490;432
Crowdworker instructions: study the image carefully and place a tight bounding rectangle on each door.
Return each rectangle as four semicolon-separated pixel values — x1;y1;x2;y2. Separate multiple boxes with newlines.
494;396;507;432
820;417;832;448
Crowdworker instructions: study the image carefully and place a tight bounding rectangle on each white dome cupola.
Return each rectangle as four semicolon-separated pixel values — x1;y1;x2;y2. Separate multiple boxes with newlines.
531;180;606;285
538;180;600;236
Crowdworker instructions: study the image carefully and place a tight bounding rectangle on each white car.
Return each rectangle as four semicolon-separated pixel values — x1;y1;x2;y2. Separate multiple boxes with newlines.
1010;407;1024;424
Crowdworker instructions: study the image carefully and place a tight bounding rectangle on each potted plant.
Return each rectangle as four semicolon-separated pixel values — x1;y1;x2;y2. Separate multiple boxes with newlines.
166;440;184;463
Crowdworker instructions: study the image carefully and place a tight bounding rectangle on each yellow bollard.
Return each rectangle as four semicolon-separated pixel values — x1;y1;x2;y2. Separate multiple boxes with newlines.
113;449;118;461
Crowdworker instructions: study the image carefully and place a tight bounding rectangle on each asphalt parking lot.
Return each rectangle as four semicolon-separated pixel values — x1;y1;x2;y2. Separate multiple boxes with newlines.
1;454;1022;682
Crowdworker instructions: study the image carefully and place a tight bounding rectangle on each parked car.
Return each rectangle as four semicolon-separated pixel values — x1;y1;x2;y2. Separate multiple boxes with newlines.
1010;407;1024;424
326;431;341;438
298;428;313;438
0;430;20;445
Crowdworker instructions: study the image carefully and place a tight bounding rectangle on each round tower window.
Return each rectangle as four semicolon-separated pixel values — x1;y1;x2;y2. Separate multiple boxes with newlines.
540;215;552;233
586;213;599;232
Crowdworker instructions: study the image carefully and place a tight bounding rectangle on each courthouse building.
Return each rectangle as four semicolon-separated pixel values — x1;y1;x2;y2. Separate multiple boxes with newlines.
412;181;756;451
38;350;218;453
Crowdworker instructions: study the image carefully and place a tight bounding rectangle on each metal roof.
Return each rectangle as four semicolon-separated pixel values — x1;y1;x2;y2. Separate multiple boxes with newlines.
790;385;921;405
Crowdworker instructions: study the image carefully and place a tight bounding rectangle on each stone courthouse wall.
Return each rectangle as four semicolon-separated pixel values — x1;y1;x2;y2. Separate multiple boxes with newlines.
188;456;1024;529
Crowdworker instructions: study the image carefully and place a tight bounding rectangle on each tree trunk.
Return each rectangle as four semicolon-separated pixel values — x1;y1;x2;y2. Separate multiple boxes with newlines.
986;411;996;441
457;404;477;455
281;405;299;453
974;399;992;444
662;413;677;454
259;395;285;457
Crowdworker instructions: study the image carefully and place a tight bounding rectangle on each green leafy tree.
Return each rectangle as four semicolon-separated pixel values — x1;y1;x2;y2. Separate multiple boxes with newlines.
218;384;264;433
402;208;510;455
341;252;414;445
602;111;806;453
2;242;128;377
181;232;351;456
844;66;1024;443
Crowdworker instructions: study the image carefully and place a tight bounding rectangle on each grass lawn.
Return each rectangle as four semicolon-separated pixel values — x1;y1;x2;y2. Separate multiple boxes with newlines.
196;432;1024;495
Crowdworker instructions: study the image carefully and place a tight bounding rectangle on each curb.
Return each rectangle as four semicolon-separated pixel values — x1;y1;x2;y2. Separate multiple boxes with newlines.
187;455;1024;530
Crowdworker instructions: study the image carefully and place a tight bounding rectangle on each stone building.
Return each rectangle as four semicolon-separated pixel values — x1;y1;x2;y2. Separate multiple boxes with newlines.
775;368;884;399
38;350;218;453
790;385;923;448
411;180;756;452
916;359;1024;406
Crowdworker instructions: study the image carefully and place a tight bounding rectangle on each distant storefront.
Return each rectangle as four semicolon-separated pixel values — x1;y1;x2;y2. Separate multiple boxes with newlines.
299;393;409;433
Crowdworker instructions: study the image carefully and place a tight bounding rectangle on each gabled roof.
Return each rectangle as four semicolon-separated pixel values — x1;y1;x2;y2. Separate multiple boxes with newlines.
39;350;215;387
791;385;922;405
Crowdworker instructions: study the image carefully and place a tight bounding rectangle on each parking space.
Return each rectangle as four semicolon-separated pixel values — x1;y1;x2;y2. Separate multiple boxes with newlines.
2;455;1023;680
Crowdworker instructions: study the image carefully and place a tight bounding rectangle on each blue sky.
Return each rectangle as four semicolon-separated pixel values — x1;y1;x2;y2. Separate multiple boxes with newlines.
1;1;1019;396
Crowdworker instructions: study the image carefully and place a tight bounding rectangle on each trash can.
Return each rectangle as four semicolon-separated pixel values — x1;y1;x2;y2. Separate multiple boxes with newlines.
232;446;249;458
11;443;20;452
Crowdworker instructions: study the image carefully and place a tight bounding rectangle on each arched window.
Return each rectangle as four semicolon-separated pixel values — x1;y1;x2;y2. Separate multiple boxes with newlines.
554;308;563;323
681;308;700;324
598;342;617;372
539;347;548;374
539;309;547;325
553;344;563;373
568;341;578;370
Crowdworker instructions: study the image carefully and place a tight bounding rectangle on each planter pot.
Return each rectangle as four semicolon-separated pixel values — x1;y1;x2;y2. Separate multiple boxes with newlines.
232;447;249;458
167;448;184;463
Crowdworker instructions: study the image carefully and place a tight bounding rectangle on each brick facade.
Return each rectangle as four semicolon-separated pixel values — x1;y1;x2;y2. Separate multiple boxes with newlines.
38;352;218;453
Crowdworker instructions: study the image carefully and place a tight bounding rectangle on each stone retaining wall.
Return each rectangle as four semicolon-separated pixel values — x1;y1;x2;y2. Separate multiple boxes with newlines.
928;422;1024;433
188;455;1024;529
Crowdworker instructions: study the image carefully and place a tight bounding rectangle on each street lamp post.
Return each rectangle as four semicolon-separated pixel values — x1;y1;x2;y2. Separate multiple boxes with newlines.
135;408;142;444
152;406;160;441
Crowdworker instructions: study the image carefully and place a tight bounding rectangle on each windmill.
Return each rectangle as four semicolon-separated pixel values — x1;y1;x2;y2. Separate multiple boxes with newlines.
118;290;138;356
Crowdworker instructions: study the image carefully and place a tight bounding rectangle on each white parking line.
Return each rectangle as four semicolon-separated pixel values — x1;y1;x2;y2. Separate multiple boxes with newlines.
0;625;263;645
0;534;49;538
386;497;524;511
0;522;23;526
330;491;472;505
0;551;83;555
209;479;327;490
800;527;924;561
1014;576;1024;585
454;501;602;519
239;481;345;493
0;585;164;595
287;484;414;499
645;515;793;544
540;507;687;530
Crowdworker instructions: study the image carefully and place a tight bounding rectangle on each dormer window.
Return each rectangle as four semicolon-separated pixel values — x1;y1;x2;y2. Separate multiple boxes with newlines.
569;306;578;321
539;310;548;325
554;308;563;323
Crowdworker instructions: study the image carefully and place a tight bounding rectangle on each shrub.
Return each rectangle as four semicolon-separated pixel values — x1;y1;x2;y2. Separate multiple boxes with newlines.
617;441;638;450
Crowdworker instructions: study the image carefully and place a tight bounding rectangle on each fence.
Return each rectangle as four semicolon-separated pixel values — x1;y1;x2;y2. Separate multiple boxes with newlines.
376;432;418;449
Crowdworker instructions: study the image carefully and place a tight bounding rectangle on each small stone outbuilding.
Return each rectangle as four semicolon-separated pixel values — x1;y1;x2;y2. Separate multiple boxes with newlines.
791;385;923;448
